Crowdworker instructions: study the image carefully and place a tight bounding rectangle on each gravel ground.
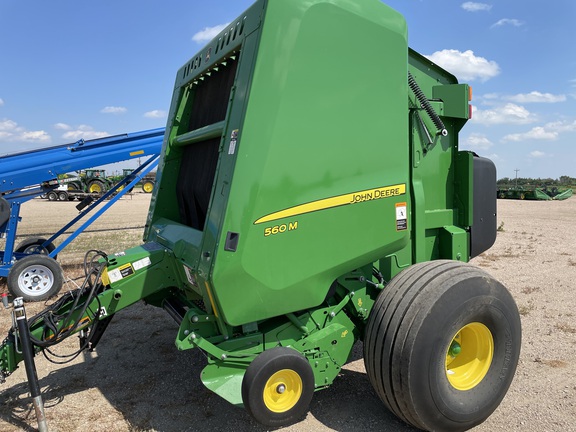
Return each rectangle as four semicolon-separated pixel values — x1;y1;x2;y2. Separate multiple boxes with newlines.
0;195;575;431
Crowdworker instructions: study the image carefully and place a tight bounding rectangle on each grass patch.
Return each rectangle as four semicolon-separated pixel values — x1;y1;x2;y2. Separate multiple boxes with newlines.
534;358;568;368
518;301;535;316
555;323;576;334
521;286;541;295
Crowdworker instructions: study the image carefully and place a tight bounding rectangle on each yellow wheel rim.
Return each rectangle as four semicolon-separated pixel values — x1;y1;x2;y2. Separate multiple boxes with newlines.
89;183;102;193
143;182;154;193
445;322;494;391
263;369;302;413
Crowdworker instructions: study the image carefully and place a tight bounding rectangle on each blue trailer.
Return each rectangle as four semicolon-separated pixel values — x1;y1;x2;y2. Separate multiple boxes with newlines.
0;128;165;301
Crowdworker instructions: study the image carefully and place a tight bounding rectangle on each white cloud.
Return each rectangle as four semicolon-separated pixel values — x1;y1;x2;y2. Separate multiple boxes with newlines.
0;119;18;132
0;118;51;144
472;103;536;125
502;119;576;142
461;2;492;12
425;49;500;82
529;150;546;158
192;23;230;44
0;98;4;106
503;127;558;142
546;119;576;133
144;110;167;119
20;130;51;143
464;133;493;150
61;125;109;141
491;18;524;28
506;91;566;104
101;106;127;114
54;123;72;130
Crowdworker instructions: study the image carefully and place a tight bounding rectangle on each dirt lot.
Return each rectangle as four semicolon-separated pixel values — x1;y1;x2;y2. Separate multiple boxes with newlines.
1;194;575;431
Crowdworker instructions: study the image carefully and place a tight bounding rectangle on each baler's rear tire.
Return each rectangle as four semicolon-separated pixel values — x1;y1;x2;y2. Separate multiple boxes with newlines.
364;260;521;432
242;347;314;427
7;254;64;301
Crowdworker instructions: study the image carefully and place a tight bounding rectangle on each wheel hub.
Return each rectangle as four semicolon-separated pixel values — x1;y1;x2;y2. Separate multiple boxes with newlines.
18;265;54;295
445;322;494;391
263;369;302;413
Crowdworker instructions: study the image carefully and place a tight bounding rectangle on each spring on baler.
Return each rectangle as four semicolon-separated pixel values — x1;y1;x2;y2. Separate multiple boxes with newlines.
408;72;448;136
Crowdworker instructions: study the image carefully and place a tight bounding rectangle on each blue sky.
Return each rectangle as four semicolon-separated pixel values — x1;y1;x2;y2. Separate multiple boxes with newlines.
1;0;575;179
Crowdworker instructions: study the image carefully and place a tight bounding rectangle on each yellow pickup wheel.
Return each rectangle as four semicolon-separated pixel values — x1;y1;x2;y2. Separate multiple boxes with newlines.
242;347;314;427
364;260;521;432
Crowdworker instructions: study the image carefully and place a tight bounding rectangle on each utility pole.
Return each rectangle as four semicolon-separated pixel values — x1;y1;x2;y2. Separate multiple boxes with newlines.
514;169;520;189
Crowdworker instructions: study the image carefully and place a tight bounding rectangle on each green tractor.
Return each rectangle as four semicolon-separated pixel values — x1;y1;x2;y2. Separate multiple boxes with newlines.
0;1;521;431
79;169;114;193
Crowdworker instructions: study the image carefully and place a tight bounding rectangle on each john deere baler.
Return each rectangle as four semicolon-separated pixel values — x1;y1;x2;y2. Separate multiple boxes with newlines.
0;1;521;431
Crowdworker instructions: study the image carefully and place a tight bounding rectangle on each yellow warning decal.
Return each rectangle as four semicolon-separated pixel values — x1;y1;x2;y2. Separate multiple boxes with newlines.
254;184;406;225
129;149;145;156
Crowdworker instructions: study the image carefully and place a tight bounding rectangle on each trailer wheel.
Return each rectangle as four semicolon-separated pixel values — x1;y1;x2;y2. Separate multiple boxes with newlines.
88;180;106;193
15;237;56;258
7;255;64;301
58;191;68;201
47;191;58;201
364;260;521;432
142;180;154;193
242;347;314;427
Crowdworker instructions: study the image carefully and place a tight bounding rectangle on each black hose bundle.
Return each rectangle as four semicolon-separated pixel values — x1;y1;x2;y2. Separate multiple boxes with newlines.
27;250;108;364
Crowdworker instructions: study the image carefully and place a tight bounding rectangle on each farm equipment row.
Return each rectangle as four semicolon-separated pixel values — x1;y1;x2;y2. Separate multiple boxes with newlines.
0;1;521;431
497;185;573;200
45;169;157;202
0;127;164;301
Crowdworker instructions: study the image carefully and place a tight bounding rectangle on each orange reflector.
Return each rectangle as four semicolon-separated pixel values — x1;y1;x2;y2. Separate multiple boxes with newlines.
469;104;473;119
468;86;473;101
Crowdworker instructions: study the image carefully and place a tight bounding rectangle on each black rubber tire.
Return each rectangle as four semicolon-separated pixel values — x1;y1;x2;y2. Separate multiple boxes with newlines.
364;260;521;432
7;254;64;301
88;180;106;193
67;181;82;191
47;191;58;201
15;237;57;258
242;347;315;427
58;191;68;201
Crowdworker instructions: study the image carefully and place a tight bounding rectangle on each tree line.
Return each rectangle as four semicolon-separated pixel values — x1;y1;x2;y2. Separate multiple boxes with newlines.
497;175;576;186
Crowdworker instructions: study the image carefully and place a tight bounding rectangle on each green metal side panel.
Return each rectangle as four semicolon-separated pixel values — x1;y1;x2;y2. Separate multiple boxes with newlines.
408;50;471;264
211;0;409;326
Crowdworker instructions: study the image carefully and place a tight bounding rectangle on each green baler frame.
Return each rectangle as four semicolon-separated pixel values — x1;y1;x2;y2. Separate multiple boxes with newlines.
1;1;518;431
